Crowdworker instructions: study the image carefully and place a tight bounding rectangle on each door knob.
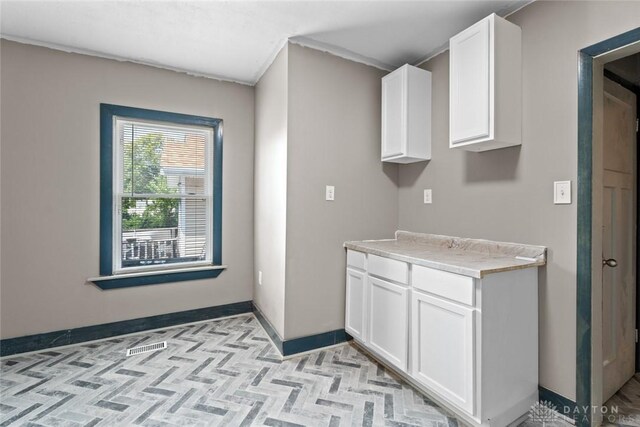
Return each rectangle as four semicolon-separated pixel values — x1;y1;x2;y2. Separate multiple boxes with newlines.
603;258;618;268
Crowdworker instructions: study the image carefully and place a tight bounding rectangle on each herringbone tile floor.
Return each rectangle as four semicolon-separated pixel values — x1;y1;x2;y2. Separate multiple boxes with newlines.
603;374;640;426
0;314;464;426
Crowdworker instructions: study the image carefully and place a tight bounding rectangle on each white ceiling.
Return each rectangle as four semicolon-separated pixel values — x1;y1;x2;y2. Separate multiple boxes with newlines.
0;0;531;85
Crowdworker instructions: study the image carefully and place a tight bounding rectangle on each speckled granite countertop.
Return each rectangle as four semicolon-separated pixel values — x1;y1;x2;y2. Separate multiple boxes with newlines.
344;231;546;278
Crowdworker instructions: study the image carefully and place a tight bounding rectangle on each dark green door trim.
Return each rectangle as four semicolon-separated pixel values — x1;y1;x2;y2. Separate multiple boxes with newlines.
576;27;640;427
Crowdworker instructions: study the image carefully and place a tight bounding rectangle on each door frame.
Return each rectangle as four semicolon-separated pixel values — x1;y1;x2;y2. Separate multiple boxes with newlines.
577;27;640;427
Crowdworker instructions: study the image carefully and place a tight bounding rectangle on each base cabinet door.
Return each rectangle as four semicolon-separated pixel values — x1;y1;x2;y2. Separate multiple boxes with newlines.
345;268;366;341
411;291;476;415
368;276;409;371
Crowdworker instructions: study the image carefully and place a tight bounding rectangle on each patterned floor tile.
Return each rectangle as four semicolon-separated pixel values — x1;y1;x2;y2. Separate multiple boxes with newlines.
604;374;640;427
0;314;462;426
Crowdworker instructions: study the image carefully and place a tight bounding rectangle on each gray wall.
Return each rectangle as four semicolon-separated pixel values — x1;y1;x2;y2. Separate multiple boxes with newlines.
0;40;255;339
399;0;640;401
253;46;288;338
284;44;398;340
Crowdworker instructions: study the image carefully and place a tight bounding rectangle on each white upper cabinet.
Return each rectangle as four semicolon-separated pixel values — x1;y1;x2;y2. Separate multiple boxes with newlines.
382;64;431;163
449;14;521;152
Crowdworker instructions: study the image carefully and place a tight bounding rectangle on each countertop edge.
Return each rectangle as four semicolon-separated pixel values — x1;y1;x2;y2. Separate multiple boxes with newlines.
344;241;544;279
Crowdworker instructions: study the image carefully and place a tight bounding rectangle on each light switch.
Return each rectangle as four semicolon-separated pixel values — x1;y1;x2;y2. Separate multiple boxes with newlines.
554;181;571;204
258;271;263;286
326;185;335;201
424;189;432;204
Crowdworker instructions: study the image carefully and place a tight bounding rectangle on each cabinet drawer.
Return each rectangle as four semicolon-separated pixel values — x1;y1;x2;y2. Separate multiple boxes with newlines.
412;265;474;306
368;254;408;285
347;250;366;271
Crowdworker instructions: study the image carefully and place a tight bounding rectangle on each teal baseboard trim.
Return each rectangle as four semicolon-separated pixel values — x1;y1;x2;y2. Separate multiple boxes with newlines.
283;329;350;356
539;386;577;419
252;305;350;357
0;301;253;357
252;304;284;354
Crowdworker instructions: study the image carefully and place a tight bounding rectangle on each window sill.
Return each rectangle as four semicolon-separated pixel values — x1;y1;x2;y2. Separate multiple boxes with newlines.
88;265;227;290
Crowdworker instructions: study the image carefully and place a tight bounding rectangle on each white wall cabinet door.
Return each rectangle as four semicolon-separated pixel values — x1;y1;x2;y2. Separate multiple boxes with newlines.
345;267;366;342
450;17;490;145
368;276;409;371
381;69;405;159
412;291;476;415
449;13;521;152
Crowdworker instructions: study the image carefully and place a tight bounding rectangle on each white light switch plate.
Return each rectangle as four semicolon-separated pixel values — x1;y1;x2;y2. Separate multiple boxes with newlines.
554;181;571;204
326;185;335;201
424;189;432;204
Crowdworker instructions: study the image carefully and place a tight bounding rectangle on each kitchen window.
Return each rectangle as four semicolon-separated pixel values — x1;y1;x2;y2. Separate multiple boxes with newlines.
93;104;224;289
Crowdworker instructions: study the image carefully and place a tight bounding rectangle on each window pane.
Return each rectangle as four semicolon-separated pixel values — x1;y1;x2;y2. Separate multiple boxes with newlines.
121;197;208;268
120;121;208;196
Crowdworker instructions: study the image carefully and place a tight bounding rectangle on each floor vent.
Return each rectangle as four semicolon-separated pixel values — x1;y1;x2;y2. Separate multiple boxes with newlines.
126;341;167;357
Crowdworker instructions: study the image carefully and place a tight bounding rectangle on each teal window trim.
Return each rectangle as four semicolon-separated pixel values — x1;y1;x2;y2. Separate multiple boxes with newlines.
96;104;223;289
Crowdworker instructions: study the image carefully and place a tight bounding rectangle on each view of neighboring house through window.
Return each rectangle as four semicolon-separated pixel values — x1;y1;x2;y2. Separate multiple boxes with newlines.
114;118;213;272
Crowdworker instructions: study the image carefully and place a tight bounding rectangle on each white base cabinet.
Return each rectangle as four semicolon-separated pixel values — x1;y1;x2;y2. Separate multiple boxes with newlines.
345;249;538;427
345;267;367;342
368;276;409;371
412;291;475;414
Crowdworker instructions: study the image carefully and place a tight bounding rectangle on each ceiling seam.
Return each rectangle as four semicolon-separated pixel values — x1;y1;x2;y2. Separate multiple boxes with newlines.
0;34;255;86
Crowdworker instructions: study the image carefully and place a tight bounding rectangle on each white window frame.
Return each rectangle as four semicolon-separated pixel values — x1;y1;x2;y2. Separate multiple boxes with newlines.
111;116;214;274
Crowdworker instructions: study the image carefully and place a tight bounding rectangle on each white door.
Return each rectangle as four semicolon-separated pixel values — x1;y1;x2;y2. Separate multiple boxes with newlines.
450;17;490;144
382;69;405;158
412;291;475;415
602;77;637;401
368;276;408;371
345;268;366;341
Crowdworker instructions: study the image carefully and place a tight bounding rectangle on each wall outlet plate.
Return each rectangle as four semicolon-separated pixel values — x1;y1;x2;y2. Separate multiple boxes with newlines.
424;189;432;204
554;181;571;204
326;185;335;201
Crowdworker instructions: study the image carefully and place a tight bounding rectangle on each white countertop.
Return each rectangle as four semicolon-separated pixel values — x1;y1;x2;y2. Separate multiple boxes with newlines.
344;231;546;278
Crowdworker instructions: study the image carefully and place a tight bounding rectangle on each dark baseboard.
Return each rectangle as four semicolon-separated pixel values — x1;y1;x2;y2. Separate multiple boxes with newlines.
252;304;350;356
252;304;284;354
0;301;253;357
283;329;350;356
1;300;348;358
539;386;577;417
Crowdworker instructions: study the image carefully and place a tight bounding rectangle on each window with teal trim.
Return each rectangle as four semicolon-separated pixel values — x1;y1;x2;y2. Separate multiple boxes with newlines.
96;104;224;289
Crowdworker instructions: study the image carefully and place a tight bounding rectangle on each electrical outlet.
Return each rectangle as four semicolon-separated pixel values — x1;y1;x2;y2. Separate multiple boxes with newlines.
423;189;432;204
326;185;335;201
258;271;263;286
554;181;571;204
